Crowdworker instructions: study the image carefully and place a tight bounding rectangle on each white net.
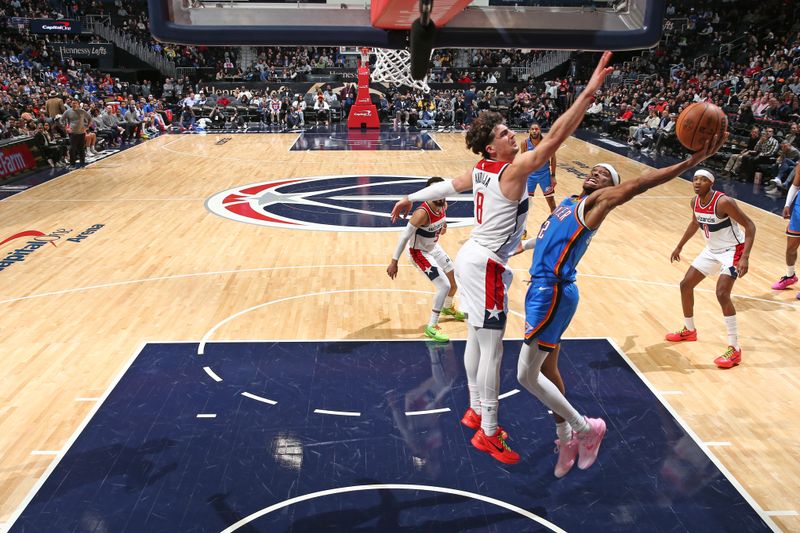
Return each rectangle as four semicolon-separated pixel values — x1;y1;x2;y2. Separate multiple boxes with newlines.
370;48;431;94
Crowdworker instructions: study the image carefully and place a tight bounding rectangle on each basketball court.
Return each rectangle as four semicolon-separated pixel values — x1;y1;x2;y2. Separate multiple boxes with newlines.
2;0;800;531
1;130;797;531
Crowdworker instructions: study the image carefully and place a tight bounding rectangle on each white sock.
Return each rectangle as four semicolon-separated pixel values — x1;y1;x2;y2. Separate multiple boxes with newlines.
443;295;454;309
684;316;695;331
464;327;481;412
517;343;588;434
476;327;504;436
430;273;450;326
724;315;738;349
788;265;796;277
428;310;440;328
556;421;573;444
481;400;499;436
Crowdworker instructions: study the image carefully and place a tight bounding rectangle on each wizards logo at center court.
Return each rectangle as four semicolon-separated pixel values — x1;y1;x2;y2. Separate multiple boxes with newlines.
205;175;473;232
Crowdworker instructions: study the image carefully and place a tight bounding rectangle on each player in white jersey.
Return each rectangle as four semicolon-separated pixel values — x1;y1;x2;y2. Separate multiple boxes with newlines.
665;169;756;368
387;177;465;343
390;51;614;465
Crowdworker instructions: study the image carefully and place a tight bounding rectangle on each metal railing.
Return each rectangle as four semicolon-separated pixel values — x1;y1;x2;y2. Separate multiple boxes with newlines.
509;50;572;81
85;16;177;77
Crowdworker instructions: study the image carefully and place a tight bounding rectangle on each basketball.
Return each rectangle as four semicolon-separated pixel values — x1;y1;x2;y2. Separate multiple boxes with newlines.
675;102;728;152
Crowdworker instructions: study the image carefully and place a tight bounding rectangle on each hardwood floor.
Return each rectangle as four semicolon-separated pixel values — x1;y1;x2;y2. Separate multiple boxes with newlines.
0;132;797;531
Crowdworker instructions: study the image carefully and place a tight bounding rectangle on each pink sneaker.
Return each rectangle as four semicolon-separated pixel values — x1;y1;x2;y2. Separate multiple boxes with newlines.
771;275;798;290
553;436;579;478
577;417;607;470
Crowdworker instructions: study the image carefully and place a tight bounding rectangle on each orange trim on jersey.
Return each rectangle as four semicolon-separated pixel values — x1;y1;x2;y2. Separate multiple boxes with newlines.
787;227;800;236
537;340;559;350
524;284;560;339
571;197;590;230
552;226;584;278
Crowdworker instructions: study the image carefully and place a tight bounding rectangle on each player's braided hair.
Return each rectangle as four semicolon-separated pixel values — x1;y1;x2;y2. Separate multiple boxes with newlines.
465;111;505;159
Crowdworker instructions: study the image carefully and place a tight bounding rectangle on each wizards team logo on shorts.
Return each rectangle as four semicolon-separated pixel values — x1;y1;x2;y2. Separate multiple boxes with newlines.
205;175;473;232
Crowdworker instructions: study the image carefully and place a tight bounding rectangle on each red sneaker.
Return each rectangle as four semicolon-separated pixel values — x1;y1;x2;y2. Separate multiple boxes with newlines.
461;407;481;430
714;346;742;369
665;327;697;342
471;426;520;465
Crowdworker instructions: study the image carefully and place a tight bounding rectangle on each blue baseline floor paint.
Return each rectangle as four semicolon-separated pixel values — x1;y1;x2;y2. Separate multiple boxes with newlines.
10;339;773;532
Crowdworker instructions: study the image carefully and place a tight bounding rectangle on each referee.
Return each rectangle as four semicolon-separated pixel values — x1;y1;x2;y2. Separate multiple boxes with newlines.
61;99;92;168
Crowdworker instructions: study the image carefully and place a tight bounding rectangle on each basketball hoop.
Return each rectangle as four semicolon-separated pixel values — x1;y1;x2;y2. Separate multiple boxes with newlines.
370;48;431;93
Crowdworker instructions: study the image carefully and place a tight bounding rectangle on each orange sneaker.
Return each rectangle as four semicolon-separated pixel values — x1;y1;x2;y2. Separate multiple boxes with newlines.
665;326;697;342
471;426;520;464
461;407;481;430
714;346;742;369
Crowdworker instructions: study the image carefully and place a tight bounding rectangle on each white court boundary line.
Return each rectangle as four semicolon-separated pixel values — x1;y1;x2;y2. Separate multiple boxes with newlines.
1;263;796;310
220;483;565;533
405;407;450;416
313;409;360;417
5;342;147;531
605;337;781;532
198;288;444;355
195;288;522;411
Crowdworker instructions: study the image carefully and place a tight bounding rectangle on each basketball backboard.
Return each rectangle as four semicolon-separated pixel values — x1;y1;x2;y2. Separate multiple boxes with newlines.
148;0;666;51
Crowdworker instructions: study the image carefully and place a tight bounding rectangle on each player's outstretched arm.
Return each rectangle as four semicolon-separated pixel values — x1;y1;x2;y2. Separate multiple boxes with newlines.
583;133;726;229
717;197;756;277
784;163;800;219
390;170;472;223
508;52;613;180
387;209;428;279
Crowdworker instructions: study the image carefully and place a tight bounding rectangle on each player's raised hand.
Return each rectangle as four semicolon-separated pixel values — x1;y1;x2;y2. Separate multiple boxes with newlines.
391;197;413;223
687;132;728;166
584;51;614;95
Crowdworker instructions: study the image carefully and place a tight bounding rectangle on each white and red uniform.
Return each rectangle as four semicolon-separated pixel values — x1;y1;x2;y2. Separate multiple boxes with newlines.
455;159;529;329
691;190;745;277
409;202;453;280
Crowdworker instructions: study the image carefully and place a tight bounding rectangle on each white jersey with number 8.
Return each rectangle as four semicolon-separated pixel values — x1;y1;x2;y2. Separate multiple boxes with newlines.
470;159;529;262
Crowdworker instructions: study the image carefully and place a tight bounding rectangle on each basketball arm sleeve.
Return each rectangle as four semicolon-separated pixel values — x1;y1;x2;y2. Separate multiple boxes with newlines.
392;223;417;261
408;180;457;203
786;184;799;209
521;238;536;251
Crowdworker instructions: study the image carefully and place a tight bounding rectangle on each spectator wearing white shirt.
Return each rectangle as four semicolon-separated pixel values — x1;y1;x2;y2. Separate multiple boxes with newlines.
314;95;330;126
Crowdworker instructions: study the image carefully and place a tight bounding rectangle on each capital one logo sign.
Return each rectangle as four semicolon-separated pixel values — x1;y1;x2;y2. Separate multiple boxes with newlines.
42;21;71;30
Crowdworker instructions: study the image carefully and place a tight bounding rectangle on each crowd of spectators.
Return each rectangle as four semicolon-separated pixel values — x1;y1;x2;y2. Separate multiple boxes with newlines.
2;0;800;199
